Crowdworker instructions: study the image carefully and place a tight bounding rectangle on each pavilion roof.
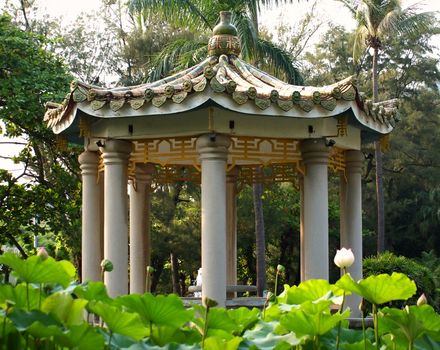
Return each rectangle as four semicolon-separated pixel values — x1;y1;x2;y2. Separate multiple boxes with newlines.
44;12;399;141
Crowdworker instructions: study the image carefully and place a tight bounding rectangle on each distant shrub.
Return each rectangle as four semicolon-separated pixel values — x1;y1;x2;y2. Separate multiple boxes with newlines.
364;251;439;310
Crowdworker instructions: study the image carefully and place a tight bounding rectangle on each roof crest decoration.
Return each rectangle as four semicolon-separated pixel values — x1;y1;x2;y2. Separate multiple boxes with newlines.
44;11;399;134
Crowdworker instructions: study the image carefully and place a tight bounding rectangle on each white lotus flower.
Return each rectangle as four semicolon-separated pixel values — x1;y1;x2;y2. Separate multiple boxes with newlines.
334;248;355;269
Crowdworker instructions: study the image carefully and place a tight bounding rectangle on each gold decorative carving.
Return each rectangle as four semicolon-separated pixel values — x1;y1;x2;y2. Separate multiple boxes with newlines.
380;134;390;152
154;165;201;184
228;136;302;171
336;116;348;137
79;117;91;137
237;164;300;187
328;147;346;175
56;136;68;151
130;137;200;170
97;136;349;185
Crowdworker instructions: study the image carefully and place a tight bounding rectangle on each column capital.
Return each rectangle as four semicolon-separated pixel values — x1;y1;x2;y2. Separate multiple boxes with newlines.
100;139;132;165
345;150;364;174
196;134;230;161
79;151;99;176
301;139;330;165
133;163;155;184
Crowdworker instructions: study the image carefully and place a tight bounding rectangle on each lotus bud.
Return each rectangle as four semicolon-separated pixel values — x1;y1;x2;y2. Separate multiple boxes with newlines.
203;297;218;308
334;248;355;269
100;259;113;273
358;298;367;314
37;247;49;260
417;293;427;306
277;264;285;273
265;291;276;303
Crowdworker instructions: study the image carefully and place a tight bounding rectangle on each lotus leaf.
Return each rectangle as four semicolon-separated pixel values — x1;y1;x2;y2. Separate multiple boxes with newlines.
0;253;75;288
336;272;416;305
89;301;148;340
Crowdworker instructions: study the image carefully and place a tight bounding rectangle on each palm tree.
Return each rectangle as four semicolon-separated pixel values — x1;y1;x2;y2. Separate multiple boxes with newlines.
337;0;436;253
127;0;303;84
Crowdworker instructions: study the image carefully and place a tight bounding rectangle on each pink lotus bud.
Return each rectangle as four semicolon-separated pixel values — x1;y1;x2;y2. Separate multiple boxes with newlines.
334;248;355;269
37;247;48;260
417;293;427;306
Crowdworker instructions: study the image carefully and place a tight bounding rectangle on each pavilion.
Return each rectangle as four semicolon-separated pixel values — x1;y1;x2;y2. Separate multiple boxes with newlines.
44;12;399;310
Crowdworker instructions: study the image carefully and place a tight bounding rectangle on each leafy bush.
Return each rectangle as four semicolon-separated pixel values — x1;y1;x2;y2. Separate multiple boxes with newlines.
0;252;440;349
363;251;439;310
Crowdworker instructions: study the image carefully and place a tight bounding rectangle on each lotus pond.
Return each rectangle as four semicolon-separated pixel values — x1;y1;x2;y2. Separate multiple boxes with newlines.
0;253;439;349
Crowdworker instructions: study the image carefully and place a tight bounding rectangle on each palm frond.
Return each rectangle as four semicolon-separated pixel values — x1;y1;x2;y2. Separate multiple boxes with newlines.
147;39;206;82
333;0;358;16
255;38;303;85
127;0;213;31
231;10;258;61
353;26;369;63
379;7;437;39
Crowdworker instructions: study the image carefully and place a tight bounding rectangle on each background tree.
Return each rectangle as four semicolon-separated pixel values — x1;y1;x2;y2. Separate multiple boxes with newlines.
303;19;440;260
0;14;82;267
336;0;437;253
127;0;303;84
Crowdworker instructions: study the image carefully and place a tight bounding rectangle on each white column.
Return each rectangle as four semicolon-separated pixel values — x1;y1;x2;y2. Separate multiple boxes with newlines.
340;150;363;316
101;139;132;297
301;139;330;280
226;168;238;298
196;134;231;307
79;151;102;283
299;176;305;281
129;164;154;294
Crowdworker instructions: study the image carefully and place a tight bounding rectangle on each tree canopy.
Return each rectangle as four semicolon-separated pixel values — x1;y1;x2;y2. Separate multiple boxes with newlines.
1;1;439;293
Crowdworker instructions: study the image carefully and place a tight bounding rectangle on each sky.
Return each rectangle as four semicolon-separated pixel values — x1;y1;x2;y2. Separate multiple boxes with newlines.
34;0;440;31
1;0;439;175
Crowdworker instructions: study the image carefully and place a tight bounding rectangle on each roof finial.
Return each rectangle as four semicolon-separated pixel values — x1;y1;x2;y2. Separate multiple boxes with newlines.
208;11;241;57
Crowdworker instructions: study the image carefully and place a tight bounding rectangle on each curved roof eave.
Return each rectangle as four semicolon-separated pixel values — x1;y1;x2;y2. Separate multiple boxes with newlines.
44;13;399;141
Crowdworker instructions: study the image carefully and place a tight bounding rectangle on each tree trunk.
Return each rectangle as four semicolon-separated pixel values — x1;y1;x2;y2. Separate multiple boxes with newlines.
253;167;266;296
170;252;181;295
373;46;386;253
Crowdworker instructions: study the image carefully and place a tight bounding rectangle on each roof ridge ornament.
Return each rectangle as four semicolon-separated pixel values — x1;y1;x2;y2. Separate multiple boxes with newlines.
208;11;241;57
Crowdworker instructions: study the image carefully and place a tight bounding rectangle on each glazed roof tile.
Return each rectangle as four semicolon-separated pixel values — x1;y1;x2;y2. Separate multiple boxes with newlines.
44;11;399;139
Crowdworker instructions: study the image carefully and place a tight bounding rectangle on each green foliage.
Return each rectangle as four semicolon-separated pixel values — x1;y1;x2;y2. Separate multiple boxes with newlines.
88;301;149;340
0;13;82;267
126;0;302;84
0;253;75;288
278;279;344;306
1;253;440;349
379;305;440;346
336;272;416;306
363;252;439;309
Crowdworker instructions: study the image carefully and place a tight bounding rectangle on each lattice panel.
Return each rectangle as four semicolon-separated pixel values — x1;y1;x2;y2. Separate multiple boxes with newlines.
98;137;347;184
130;137;200;169
129;136;303;170
154;165;201;184
237;164;301;187
328;148;346;175
229;137;302;168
